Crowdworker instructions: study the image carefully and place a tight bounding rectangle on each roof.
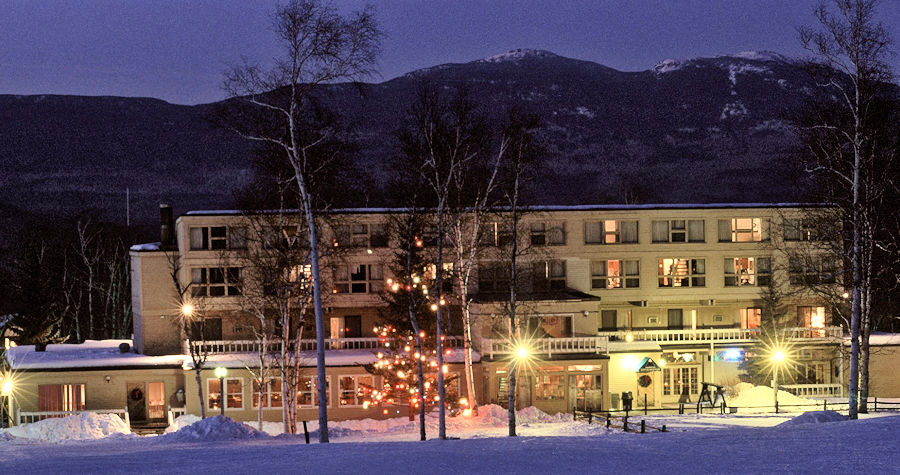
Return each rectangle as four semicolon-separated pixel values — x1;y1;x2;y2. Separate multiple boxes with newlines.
472;288;602;304
181;202;833;218
6;340;186;370
192;347;479;370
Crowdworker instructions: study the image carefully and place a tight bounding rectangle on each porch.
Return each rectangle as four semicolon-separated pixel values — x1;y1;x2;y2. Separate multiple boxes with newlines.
482;336;610;359
184;336;466;356
596;326;843;345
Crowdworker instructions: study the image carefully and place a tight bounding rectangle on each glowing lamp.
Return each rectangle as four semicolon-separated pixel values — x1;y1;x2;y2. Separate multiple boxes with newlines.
515;346;530;360
462;408;473;417
430;304;438;312
0;378;12;397
181;303;194;317
214;367;227;379
772;350;786;362
625;332;634;343
658;358;667;367
842;291;850;299
366;248;373;254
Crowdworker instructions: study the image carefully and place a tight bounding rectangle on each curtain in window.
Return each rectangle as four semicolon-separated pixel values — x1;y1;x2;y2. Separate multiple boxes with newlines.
621;221;638;243
688;220;705;241
189;228;205;249
624;260;639;275
584;222;602;243
39;385;62;412
717;220;732;242
651;221;669;242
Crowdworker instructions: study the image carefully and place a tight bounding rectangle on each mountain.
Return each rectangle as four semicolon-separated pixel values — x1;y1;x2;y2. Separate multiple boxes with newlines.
0;49;819;225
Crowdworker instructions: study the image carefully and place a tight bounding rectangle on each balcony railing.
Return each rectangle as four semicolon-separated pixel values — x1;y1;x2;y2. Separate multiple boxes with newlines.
596;326;842;345
482;336;609;359
185;336;465;356
781;383;843;398
18;408;130;427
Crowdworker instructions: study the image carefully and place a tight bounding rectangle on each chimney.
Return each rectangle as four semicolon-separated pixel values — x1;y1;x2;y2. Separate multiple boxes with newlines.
160;204;175;248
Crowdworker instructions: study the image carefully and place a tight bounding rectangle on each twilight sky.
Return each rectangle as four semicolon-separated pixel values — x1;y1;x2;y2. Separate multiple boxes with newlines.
2;0;899;105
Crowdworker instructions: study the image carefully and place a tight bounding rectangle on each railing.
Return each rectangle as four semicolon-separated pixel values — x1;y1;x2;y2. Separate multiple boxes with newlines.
167;407;186;426
597;326;843;345
18;408;130;427
483;336;609;358
781;383;844;398
186;336;465;355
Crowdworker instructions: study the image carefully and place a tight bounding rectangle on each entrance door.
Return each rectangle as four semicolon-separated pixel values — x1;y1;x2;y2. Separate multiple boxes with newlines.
147;382;166;420
636;373;655;406
667;309;683;330
569;374;603;412
600;310;617;331
126;383;147;422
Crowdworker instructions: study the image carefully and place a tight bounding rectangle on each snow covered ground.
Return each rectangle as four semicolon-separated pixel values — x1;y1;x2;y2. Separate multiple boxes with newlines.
1;406;899;474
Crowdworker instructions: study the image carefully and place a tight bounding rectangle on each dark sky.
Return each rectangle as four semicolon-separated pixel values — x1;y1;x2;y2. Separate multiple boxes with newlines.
2;0;899;105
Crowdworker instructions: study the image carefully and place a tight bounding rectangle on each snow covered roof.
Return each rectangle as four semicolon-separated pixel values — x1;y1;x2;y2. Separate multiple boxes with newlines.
6;340;186;370
182;202;833;218
607;341;662;353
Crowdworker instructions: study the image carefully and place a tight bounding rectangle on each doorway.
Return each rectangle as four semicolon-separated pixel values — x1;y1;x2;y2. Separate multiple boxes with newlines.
126;382;147;422
667;309;683;330
636;373;655;406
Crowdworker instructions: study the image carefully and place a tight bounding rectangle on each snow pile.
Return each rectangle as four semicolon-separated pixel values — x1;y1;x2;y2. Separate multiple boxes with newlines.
163;414;201;434
6;412;131;442
160;415;269;442
652;58;686;74
727;383;818;412
778;411;845;426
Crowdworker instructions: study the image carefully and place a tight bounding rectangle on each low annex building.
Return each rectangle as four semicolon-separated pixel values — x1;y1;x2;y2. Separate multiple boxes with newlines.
4;202;880;429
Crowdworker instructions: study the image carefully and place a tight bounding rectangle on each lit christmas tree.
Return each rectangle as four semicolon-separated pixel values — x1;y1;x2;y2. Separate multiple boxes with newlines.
363;324;464;416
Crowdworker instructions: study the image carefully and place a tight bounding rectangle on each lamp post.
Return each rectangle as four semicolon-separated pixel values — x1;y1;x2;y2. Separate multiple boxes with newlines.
214;367;227;416
1;376;13;428
771;350;785;413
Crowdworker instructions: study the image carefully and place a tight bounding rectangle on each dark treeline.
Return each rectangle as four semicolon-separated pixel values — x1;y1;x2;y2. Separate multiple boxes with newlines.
0;212;147;344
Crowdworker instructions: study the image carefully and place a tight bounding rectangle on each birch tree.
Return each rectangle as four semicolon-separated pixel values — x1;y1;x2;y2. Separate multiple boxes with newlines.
798;0;896;419
222;0;380;442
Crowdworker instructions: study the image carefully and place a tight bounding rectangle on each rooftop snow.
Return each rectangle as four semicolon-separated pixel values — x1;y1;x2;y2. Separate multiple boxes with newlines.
129;242;161;252
182;203;832;218
6;340;186;370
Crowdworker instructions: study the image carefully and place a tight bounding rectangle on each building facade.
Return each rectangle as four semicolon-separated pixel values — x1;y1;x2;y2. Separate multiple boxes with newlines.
5;203;856;428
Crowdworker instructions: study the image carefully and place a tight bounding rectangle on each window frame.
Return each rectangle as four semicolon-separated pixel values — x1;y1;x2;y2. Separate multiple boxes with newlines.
590;259;640;289
207;377;244;411
191;267;242;297
189;226;247;250
651;219;705;243
338;375;376;407
657;258;706;288
532;260;567;291
584;220;638;245
252;377;284;409
297;376;331;408
333;264;384;294
724;257;772;287
530;222;566;246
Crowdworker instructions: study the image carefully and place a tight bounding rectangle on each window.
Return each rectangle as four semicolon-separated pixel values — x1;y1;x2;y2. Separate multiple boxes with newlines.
741;308;762;329
798;306;826;329
662;367;699;396
652;220;705;243
190;226;246;250
339;375;375;407
797;363;826;384
784;219;819;241
533;373;565;400
718;218;764;242
252;378;284;409
657;258;705;287
480;222;514;247
724;257;771;286
533;260;566;291
332;223;388;248
584;220;638;244
297;376;330;407
38;384;86;411
591;260;640;289
478;262;509;293
191;267;241;297
330;315;362;339
333;264;383;294
208;378;243;410
190;317;222;341
530;222;566;246
789;257;838;285
527;315;571;338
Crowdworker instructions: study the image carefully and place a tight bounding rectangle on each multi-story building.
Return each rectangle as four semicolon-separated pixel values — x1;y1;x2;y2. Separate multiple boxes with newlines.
5;202;852;429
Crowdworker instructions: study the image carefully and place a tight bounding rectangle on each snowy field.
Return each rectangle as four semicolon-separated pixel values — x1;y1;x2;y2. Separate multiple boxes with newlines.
1;405;899;474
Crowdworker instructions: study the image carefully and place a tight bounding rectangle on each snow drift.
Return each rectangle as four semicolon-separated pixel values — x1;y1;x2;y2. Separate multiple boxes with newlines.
6;412;131;442
778;411;845;426
727;383;818;412
160;415;269;441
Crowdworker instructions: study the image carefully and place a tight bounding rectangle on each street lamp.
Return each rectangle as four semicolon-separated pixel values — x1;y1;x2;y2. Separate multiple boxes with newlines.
1;375;13;428
214;367;228;416
181;303;195;318
770;349;786;412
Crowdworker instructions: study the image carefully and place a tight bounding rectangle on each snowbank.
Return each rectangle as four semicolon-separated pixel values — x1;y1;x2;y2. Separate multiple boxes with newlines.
159;415;269;442
727;383;818;412
163;414;201;434
778;411;845;426
6;412;131;442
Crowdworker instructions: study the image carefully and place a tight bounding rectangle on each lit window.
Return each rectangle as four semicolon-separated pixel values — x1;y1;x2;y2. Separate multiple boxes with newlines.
718;218;764;242
585;220;638;244
798;306;826;329
252;378;284;409
297;376;330;407
533;373;565;400
591;259;640;289
724;257;771;286
657;258;705;287
208;378;243;410
662;367;698;396
339;375;375;407
741;308;762;329
333;264;383;294
38;384;86;412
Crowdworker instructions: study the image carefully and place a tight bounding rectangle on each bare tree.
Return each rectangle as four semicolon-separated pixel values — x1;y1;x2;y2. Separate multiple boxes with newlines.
222;0;380;442
799;0;896;419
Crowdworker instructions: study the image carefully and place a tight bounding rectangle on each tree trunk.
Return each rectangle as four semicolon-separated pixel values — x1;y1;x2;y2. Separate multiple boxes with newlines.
435;208;447;440
507;198;520;437
195;368;206;419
